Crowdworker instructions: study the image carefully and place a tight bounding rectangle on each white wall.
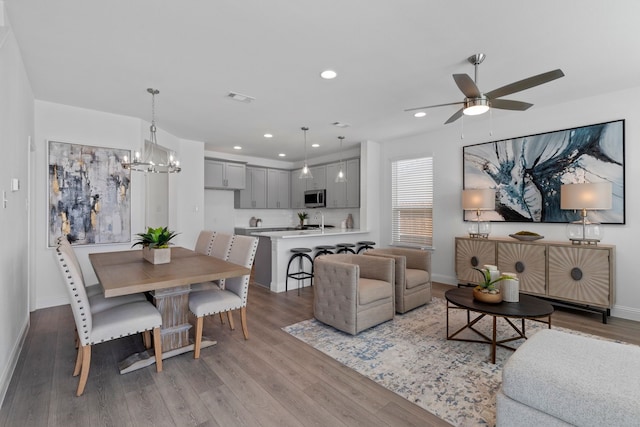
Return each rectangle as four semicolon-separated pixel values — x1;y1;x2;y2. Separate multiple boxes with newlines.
379;87;640;321
0;14;33;405
32;102;204;309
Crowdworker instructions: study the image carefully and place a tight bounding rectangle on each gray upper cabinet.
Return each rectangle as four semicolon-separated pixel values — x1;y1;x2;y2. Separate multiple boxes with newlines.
235;166;267;208
290;169;306;209
326;163;347;208
204;159;246;190
267;169;290;209
345;159;360;208
307;165;326;190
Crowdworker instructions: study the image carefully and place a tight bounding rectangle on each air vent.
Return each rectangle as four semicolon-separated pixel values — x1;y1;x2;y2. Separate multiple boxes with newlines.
332;122;351;128
226;92;256;103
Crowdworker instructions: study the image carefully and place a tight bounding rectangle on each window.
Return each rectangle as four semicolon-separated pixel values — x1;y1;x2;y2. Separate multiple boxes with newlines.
391;156;433;247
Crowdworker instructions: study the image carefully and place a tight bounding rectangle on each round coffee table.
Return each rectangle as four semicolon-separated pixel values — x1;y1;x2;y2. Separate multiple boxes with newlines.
445;287;554;363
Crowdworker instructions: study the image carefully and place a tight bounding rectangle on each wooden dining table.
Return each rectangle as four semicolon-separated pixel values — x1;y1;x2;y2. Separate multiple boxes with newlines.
89;246;250;373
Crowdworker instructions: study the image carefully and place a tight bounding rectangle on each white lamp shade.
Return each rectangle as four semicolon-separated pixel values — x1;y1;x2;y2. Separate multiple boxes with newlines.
462;189;495;210
560;182;612;210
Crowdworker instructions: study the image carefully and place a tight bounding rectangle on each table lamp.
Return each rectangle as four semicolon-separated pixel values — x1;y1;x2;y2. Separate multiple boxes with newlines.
560;182;612;245
462;188;495;238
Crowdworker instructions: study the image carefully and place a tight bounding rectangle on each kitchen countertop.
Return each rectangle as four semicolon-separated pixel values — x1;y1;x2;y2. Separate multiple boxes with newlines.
251;228;367;239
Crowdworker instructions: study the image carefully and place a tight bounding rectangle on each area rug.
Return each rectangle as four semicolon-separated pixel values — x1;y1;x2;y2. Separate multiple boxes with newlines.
282;297;591;427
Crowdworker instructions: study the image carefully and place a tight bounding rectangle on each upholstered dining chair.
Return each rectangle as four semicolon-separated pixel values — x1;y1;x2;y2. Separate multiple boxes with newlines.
54;243;163;396
56;236;147;314
189;235;258;358
194;230;216;255
190;231;234;293
364;247;432;314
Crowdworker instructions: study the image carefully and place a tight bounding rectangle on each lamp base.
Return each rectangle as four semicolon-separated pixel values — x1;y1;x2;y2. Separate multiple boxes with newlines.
566;219;603;245
569;238;600;246
468;232;489;239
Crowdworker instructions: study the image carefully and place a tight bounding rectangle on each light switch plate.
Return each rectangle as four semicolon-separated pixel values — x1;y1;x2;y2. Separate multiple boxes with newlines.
11;178;19;192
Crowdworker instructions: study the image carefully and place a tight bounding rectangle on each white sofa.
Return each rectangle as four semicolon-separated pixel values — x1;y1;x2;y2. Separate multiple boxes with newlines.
497;329;640;426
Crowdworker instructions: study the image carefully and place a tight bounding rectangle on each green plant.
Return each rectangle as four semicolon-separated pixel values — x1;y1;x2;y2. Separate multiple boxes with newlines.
297;211;308;225
132;226;179;249
473;268;513;291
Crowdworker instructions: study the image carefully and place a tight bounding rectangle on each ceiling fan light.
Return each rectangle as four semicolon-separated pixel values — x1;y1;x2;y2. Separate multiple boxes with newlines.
463;97;490;116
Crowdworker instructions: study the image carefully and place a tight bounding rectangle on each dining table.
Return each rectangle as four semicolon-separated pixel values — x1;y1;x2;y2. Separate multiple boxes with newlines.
89;246;250;373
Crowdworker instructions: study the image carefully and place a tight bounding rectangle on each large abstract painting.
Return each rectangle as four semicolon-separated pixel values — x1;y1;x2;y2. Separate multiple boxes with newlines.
48;141;131;246
463;120;625;223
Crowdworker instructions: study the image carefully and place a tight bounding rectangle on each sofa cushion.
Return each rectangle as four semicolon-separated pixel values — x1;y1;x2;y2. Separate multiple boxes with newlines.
358;278;393;305
502;329;640;427
405;268;429;289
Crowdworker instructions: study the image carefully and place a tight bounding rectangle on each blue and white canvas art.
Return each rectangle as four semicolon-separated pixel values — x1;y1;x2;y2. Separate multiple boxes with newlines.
48;141;131;246
463;120;624;223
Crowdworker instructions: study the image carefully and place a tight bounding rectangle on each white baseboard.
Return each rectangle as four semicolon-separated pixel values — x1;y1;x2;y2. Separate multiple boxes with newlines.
611;304;640;322
0;316;29;407
35;295;69;310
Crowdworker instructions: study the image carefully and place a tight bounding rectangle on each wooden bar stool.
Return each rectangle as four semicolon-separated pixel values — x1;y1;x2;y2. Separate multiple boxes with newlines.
356;240;376;253
285;247;314;295
314;244;336;260
336;243;356;254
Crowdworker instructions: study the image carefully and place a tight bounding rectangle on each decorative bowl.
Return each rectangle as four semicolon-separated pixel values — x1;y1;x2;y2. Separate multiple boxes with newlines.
473;287;503;303
509;233;544;241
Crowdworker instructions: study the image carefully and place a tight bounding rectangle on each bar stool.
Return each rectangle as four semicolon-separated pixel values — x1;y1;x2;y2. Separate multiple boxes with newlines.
314;244;336;260
285;247;314;295
336;243;356;254
356;241;376;253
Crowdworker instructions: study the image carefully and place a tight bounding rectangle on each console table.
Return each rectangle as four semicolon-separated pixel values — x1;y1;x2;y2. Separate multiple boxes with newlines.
455;237;615;323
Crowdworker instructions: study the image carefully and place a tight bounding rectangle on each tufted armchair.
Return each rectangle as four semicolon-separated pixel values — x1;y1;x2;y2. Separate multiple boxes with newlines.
313;254;395;335
364;247;431;313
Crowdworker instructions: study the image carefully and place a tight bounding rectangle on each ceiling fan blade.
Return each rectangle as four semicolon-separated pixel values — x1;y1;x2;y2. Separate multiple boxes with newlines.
404;101;463;112
490;99;533;111
444;108;464;124
485;69;564;99
453;74;481;98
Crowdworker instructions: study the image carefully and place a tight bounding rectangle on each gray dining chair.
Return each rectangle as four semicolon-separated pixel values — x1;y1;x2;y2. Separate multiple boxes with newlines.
190;231;234;293
194;230;216;255
56;236;147;314
54;243;164;396
189;235;258;358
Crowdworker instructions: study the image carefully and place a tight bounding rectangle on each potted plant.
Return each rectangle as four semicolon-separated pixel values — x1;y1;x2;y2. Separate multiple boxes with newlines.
472;267;513;303
132;226;179;264
297;211;308;228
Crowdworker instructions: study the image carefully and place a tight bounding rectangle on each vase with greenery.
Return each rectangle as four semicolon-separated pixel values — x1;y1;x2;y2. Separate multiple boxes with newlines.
133;226;179;264
297;211;308;228
472;267;513;303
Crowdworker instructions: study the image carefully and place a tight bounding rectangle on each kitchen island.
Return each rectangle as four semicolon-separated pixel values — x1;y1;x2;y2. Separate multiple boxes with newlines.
250;228;372;293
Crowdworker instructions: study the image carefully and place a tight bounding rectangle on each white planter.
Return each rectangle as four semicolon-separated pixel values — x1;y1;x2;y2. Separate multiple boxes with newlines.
142;246;171;264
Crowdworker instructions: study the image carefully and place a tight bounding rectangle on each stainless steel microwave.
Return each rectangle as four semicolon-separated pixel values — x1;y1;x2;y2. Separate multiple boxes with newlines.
304;189;326;208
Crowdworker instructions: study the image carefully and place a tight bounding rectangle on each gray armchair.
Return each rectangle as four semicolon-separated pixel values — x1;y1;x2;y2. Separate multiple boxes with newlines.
313;254;395;335
365;247;431;313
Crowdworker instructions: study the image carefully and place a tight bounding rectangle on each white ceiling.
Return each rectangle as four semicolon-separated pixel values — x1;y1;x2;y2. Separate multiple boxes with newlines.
6;0;640;162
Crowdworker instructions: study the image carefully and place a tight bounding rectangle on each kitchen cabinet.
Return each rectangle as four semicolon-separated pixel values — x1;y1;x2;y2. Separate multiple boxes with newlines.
325;163;347;208
290;169;306;209
307;166;326;190
235;167;267;208
345;159;360;208
267;169;290;209
455;236;615;322
204;159;246;189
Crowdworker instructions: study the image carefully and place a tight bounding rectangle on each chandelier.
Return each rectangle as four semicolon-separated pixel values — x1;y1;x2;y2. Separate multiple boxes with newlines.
121;88;181;173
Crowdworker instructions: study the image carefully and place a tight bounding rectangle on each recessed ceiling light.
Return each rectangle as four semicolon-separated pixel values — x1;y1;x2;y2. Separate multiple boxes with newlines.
278;153;286;157
233;146;242;150
264;133;273;138
311;143;320;148
332;121;351;128
320;70;337;79
414;111;427;118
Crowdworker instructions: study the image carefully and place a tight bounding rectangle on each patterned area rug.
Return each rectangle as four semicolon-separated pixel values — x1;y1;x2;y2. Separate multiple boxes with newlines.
283;296;571;427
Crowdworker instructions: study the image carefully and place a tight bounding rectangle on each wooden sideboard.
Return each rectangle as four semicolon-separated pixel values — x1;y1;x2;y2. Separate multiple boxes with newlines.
455;236;615;322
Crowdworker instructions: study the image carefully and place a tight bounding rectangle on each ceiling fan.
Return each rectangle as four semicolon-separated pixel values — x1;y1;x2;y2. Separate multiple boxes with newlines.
405;53;564;124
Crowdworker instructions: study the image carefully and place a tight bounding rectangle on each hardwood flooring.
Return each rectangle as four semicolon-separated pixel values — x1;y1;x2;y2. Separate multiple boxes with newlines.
2;282;639;427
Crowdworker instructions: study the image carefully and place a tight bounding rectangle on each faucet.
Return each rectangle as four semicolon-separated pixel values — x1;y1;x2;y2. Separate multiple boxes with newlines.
314;210;325;232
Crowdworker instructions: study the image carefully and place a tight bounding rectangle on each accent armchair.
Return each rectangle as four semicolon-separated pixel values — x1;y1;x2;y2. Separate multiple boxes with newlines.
313;254;395;335
364;247;431;313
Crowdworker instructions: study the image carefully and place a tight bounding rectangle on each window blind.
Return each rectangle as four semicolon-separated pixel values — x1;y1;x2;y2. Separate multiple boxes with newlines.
391;156;433;247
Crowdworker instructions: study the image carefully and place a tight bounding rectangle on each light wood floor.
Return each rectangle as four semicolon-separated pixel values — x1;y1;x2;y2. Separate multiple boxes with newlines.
2;282;639;427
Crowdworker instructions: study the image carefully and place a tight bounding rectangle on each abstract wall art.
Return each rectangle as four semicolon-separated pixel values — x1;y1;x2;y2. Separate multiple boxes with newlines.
48;140;131;246
463;120;625;224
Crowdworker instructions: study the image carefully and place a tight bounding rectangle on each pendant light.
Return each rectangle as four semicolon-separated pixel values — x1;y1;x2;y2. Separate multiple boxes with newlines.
298;126;313;179
335;136;347;183
121;88;181;173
